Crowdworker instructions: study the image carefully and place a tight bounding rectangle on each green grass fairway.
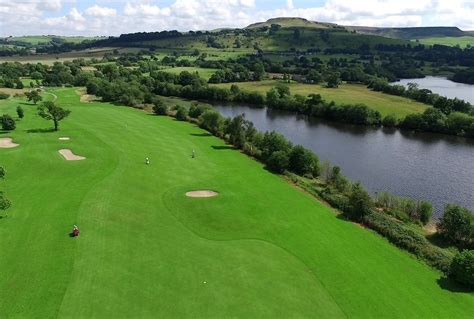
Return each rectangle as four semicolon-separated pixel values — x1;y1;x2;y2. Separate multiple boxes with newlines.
214;80;428;118
160;66;218;80
417;36;474;48
0;88;472;317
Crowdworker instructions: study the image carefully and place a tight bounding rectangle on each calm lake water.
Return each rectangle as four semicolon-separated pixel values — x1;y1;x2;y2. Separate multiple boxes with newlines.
392;76;474;104
213;104;474;217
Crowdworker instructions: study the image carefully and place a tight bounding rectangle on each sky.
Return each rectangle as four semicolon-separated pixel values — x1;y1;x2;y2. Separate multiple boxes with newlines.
0;0;473;37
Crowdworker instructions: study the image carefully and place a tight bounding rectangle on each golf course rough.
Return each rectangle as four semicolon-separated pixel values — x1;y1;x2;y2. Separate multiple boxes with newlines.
0;88;472;318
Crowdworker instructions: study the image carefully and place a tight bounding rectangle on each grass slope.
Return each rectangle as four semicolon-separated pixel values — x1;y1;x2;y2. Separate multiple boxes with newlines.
246;17;338;29
417;36;474;48
9;36;105;45
214;80;427;118
0;88;472;317
160;66;218;80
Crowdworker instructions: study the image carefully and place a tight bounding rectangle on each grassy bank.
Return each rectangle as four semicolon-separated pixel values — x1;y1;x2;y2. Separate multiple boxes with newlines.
160;66;218;80
213;80;428;118
0;88;472;317
417;36;474;48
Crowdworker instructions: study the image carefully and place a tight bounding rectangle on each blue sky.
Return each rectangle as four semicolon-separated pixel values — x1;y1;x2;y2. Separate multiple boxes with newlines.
0;0;472;36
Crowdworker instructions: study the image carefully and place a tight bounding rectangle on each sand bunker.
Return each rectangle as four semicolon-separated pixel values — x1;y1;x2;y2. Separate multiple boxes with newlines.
0;138;19;148
58;137;70;140
185;190;219;198
59;149;85;161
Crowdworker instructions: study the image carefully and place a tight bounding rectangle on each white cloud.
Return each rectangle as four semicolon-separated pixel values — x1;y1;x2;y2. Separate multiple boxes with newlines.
85;5;116;17
0;0;472;37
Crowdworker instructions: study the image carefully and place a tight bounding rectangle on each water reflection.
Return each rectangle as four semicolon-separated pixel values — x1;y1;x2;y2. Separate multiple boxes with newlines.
213;103;474;217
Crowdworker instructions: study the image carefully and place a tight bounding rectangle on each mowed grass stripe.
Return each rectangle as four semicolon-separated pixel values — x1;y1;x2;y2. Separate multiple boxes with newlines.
0;88;472;318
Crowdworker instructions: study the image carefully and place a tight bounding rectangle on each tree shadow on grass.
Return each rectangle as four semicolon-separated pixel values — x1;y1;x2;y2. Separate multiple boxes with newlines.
27;128;55;133
211;145;235;150
0;131;10;135
18;102;35;106
437;276;471;293
191;132;212;137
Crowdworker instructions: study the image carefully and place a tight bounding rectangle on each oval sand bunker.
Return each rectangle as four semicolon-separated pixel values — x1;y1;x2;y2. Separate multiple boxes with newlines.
59;149;85;161
0;137;19;148
185;190;219;198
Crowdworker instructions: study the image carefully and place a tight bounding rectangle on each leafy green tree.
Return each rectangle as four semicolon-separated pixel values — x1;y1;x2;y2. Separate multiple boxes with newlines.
199;110;224;136
325;72;341;88
449;250;474;288
306;70;323;84
37;101;71;131
225;114;256;149
188;103;210;119
0;114;15;131
253;63;265;81
275;83;290;97
382;114;397;127
16;80;24;89
175;106;188;121
152;99;168;115
288;145;320;177
25;90;42;104
418;201;433;225
0;166;5;179
16;106;24;119
267;150;289;173
348;182;373;220
30;71;43;80
230;84;240;95
260;131;292;160
438;204;472;245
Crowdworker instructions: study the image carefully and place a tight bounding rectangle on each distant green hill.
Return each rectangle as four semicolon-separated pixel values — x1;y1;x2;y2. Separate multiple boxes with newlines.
346;26;470;39
246;17;342;30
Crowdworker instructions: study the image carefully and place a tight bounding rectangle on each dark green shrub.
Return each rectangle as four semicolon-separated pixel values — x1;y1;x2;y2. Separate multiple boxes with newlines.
175;106;188;121
266;150;289;173
348;182;373;221
152;100;168;115
438;204;472;246
382;114;398;127
16;106;24;119
188;103;210;118
1;114;16;131
288;145;320;177
450;250;474;288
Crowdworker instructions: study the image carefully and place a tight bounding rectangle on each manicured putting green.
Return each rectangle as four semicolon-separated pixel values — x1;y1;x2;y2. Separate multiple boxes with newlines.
0;88;472;317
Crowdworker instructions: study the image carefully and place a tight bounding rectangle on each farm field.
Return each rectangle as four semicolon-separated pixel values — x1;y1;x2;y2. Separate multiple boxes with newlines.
0;47;140;65
9;35;105;45
160;66;218;80
0;88;472;317
417;36;474;48
213;80;428;118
